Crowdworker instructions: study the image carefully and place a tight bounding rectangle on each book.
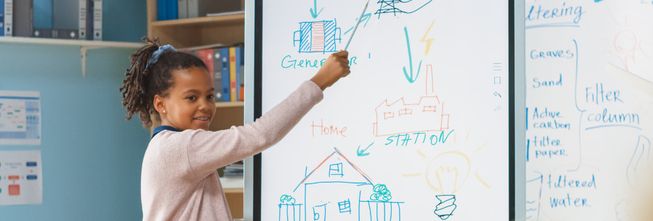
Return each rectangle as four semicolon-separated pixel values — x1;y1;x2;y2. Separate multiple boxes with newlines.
195;48;215;94
235;45;243;101
92;0;100;40
212;49;223;101
219;47;230;102
13;0;32;37
228;47;237;102
3;0;12;36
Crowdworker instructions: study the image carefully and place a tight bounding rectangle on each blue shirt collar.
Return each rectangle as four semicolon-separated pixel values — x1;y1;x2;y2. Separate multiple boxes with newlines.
151;125;180;138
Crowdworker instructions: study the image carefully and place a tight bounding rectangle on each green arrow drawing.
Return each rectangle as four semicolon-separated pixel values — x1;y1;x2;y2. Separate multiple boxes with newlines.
402;26;422;84
356;142;375;157
309;0;323;19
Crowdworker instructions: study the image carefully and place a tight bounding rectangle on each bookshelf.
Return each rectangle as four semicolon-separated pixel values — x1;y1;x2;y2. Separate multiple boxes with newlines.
146;0;245;48
146;0;245;218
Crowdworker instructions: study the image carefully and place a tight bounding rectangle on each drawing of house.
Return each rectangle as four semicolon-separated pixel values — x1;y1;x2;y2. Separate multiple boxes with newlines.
278;148;403;221
373;66;450;137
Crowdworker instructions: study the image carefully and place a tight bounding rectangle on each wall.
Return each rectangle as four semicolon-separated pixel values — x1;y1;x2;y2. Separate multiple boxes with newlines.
0;0;149;220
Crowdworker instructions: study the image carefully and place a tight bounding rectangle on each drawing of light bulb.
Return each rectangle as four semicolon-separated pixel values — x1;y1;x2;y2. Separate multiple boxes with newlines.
426;151;470;220
426;151;470;193
614;30;639;72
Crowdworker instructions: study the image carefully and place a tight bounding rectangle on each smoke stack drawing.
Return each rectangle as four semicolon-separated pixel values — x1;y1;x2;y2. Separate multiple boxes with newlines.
373;64;450;136
293;19;342;53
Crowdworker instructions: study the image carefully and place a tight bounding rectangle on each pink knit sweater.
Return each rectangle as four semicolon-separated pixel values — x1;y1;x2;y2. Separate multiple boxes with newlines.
141;81;323;220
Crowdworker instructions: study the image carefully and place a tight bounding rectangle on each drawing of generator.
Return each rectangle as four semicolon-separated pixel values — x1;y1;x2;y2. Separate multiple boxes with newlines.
293;19;342;53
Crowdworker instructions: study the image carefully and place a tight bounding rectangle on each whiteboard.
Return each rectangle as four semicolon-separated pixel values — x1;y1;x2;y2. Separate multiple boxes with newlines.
255;0;511;220
525;1;653;221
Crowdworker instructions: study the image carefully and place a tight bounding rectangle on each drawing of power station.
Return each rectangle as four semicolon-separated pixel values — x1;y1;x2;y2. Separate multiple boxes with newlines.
373;65;450;137
278;148;404;221
293;19;342;53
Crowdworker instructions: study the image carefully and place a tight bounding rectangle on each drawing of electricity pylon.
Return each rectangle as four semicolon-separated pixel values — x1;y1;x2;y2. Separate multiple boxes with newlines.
375;0;433;17
293;19;342;53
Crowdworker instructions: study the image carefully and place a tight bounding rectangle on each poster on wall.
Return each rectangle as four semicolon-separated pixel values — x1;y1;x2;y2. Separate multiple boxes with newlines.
0;150;42;205
0;91;41;145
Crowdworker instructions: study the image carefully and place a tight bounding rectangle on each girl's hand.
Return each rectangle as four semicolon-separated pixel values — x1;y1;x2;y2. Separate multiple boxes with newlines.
311;50;350;90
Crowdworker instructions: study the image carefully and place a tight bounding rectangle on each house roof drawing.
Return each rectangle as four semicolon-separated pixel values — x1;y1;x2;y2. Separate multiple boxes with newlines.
293;148;374;192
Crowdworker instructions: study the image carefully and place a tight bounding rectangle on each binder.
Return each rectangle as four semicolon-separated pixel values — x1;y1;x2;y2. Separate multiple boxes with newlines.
3;0;11;36
0;0;4;36
13;0;32;37
212;49;224;101
78;0;86;39
53;0;78;39
178;0;187;19
32;0;52;37
157;0;166;20
187;0;196;18
86;0;92;39
188;0;241;18
219;47;230;102
52;28;78;39
228;47;237;102
32;28;51;37
167;0;177;20
92;0;100;40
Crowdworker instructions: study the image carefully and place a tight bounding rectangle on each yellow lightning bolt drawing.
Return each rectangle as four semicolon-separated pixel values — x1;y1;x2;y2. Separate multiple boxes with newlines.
421;21;435;56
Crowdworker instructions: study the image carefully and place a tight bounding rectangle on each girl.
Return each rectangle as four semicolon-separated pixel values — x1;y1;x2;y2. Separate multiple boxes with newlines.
120;38;350;220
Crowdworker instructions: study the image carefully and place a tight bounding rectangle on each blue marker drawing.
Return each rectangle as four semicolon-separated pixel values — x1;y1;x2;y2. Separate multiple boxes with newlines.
343;12;372;36
370;184;392;202
278;148;403;221
293;20;342;53
309;0;323;19
375;0;433;17
402;26;422;84
433;194;457;220
356;142;375;157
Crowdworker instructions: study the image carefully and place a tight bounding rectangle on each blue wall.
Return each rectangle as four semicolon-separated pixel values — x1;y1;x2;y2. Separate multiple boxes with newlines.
0;0;149;220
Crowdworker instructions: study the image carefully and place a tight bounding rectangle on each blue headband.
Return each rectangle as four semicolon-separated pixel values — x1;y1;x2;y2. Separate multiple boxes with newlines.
146;44;176;69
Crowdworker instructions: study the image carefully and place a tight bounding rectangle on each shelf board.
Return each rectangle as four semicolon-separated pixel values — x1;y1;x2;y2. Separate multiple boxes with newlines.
152;12;244;28
0;37;143;48
215;101;244;108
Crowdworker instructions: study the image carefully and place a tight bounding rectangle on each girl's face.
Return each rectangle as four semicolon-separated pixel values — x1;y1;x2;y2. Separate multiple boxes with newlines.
156;67;215;130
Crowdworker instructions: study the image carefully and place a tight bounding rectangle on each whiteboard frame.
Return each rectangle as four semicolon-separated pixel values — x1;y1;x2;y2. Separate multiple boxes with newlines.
246;1;520;220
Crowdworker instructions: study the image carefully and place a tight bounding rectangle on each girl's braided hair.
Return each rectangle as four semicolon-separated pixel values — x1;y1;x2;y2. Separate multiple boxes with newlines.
120;38;207;127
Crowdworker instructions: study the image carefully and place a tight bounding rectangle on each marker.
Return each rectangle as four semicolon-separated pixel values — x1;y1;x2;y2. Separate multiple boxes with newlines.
344;0;370;51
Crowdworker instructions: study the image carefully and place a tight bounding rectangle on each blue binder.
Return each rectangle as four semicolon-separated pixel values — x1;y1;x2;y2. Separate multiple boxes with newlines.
0;0;4;36
219;47;231;102
157;0;167;20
